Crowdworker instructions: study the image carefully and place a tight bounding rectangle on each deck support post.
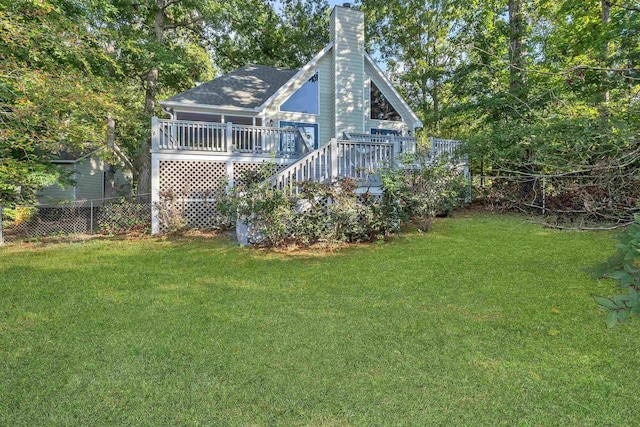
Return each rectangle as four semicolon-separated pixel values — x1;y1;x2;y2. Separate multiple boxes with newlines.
225;122;233;153
330;138;338;180
392;136;401;162
151;117;159;151
226;159;234;191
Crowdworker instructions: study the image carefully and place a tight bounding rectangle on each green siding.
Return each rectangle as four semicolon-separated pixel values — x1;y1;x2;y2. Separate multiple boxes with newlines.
75;155;105;200
332;6;365;136
37;164;75;204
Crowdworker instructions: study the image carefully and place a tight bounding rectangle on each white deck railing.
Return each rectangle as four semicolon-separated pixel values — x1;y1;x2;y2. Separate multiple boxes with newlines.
268;142;334;195
343;132;417;155
336;140;394;182
156;119;227;151
152;118;311;155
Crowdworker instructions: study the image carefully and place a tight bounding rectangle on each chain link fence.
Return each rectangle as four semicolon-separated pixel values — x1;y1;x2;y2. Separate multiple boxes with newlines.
0;194;151;245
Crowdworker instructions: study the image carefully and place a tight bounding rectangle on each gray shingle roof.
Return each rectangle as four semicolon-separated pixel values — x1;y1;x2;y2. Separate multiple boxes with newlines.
164;65;298;109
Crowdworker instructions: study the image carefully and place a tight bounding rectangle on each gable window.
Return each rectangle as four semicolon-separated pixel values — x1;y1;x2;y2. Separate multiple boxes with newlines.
370;82;401;121
280;72;319;114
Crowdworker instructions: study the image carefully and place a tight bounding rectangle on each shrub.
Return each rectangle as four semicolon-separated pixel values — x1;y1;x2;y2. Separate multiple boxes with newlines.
153;189;188;234
381;154;468;231
213;155;468;247
98;199;150;234
3;206;38;226
591;215;640;328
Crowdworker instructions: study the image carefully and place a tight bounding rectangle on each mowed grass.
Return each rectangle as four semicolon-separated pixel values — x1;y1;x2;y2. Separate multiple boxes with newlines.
1;213;638;426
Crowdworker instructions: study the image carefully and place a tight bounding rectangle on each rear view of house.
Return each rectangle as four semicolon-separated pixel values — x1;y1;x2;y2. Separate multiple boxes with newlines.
151;4;462;233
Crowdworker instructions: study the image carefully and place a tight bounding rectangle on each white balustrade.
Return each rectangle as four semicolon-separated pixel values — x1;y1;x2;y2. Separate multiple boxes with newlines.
154;119;307;155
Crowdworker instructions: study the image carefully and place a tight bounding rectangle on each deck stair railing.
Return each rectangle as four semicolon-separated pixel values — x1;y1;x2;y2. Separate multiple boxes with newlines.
266;139;397;196
152;118;312;155
266;137;467;195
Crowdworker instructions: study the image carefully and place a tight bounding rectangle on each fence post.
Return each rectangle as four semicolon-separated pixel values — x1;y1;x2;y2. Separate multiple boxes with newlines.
542;176;546;215
0;206;4;246
90;200;94;235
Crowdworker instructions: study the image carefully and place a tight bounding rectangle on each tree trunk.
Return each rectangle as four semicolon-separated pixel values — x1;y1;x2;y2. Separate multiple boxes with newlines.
432;81;440;134
508;0;526;102
600;0;610;108
104;115;117;198
138;0;166;194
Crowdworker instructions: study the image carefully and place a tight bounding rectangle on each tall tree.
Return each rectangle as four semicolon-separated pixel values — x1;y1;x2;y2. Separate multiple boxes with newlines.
0;0;120;204
360;0;464;134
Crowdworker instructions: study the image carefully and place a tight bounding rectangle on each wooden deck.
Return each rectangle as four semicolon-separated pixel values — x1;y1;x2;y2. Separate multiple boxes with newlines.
150;118;466;233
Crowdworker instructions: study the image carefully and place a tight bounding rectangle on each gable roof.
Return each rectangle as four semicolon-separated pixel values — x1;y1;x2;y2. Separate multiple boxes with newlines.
164;65;298;109
52;144;133;170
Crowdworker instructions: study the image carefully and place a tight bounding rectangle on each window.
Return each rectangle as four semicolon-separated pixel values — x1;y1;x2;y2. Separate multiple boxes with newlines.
280;122;319;150
371;128;401;136
280;72;319;114
370;82;402;121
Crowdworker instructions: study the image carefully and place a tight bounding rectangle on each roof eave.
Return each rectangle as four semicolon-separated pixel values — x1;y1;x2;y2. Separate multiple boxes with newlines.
159;100;261;114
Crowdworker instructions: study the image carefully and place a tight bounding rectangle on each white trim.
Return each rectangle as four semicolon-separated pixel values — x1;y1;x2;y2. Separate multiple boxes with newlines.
362;42;366;133
364;53;423;128
258;42;334;112
334;39;338;138
159;101;259;114
151;152;297;165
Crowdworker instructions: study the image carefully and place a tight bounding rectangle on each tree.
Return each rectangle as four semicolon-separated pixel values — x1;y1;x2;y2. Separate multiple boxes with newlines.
360;0;465;134
0;0;120;204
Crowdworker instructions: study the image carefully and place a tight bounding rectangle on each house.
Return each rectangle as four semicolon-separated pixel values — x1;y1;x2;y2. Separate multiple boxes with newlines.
151;4;463;233
38;144;133;205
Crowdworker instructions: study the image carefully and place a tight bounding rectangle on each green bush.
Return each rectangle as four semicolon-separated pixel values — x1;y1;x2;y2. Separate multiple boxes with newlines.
98;199;150;234
591;215;640;328
153;189;188;235
213;156;467;247
381;154;468;231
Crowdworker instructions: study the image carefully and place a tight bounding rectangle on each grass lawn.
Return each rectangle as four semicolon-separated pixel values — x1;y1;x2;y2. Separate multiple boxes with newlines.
1;213;638;425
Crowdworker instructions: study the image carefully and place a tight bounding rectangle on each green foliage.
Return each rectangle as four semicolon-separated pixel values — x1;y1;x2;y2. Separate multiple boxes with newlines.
0;0;120;204
214;162;402;247
361;0;640;180
381;152;468;231
213;155;466;247
153;189;188;234
98;199;151;234
592;215;640;327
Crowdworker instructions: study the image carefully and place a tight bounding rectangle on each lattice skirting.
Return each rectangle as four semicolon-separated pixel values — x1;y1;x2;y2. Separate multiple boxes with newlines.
232;162;288;187
157;159;291;230
159;160;227;199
